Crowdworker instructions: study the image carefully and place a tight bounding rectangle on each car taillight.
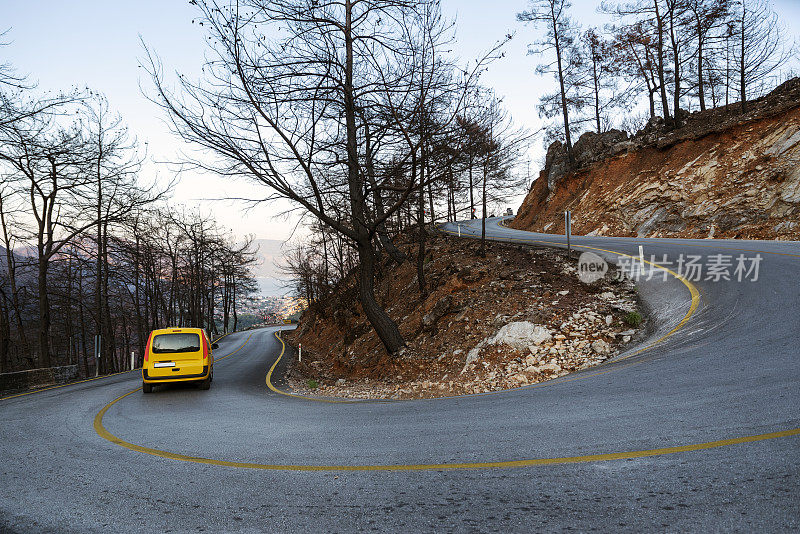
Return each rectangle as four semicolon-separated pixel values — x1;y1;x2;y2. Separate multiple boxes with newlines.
202;337;209;360
144;332;153;362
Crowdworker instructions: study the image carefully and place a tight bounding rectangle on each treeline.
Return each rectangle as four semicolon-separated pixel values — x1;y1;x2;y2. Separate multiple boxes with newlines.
145;0;531;355
0;62;257;374
518;0;796;162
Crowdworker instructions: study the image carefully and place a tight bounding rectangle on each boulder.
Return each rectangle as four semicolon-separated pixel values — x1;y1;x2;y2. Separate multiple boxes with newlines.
571;129;629;168
422;295;452;331
491;321;552;352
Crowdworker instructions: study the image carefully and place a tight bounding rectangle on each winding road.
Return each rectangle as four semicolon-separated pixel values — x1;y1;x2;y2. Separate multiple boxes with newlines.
1;218;798;532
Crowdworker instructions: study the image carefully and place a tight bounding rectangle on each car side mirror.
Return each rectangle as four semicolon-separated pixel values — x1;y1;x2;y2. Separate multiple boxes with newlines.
212;343;219;350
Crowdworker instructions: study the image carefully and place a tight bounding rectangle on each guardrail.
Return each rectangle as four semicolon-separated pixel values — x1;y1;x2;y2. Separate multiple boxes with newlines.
0;365;79;394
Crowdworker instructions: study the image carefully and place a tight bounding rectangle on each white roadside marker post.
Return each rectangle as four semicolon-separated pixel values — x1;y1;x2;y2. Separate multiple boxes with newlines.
299;343;302;363
458;223;461;237
94;334;101;377
131;352;135;371
639;245;645;276
565;210;572;255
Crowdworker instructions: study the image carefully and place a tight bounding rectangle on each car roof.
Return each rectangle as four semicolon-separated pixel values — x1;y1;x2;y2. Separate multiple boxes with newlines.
151;327;205;335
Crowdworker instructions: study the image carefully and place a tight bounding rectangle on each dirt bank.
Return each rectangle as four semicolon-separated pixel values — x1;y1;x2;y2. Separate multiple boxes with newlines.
285;235;643;399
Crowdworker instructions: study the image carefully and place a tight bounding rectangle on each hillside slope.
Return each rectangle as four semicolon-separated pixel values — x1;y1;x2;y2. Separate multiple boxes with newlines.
512;79;800;240
285;234;642;399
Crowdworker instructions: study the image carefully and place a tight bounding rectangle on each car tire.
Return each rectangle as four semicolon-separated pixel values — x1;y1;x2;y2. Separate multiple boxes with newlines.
142;382;153;394
199;375;211;390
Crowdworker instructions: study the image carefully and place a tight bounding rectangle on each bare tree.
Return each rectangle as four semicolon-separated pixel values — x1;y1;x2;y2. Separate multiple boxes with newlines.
578;28;623;132
0;112;97;367
731;0;792;112
144;0;500;355
518;0;582;167
686;0;731;111
83;95;148;373
605;0;674;125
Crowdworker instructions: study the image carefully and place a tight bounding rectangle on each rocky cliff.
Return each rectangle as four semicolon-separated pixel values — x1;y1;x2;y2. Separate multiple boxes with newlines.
512;78;800;240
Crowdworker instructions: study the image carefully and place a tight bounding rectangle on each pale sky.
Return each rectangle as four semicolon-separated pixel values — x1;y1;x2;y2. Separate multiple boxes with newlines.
3;0;799;241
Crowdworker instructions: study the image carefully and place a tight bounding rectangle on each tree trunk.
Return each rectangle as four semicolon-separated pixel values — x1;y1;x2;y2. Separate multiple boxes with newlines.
697;34;706;111
414;148;427;296
0;290;10;372
669;8;681;123
1;205;28;352
739;4;746;113
78;271;89;377
480;146;489;257
468;155;475;218
356;238;405;354
654;0;672;125
95;166;104;374
343;0;405;355
592;53;601;132
552;11;575;167
101;219;114;373
364;122;406;264
37;258;51;368
232;281;238;332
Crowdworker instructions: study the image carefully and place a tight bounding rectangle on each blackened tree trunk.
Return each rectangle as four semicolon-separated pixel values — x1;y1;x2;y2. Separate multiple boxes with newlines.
0;289;10;372
551;7;576;168
654;0;673;125
416;146;428;297
739;3;746;113
37;257;52;368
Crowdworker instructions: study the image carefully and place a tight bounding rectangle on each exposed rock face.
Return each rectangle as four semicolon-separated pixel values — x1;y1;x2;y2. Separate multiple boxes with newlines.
545;129;630;192
543;141;570;192
513;78;800;240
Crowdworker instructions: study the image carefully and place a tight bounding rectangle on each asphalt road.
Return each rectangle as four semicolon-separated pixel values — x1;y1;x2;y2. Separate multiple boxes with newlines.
1;218;798;532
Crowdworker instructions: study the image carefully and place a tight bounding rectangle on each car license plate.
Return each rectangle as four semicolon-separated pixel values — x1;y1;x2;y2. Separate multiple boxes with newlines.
153;362;176;368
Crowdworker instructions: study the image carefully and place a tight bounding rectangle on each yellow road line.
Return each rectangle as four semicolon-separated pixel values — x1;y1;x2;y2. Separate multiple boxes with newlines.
266;331;367;404
94;326;800;471
90;233;797;471
212;332;252;364
95;369;800;470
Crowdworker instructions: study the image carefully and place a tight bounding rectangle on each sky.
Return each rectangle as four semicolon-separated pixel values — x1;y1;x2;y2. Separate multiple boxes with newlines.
2;0;799;244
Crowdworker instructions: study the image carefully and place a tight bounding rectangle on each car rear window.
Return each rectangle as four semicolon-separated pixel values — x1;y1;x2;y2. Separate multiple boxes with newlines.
151;333;201;354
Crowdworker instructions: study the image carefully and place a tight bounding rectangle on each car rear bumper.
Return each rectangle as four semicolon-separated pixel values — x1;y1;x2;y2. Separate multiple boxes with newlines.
142;365;209;382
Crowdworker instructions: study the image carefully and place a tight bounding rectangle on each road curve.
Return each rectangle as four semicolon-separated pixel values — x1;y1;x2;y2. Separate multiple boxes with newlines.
1;220;798;532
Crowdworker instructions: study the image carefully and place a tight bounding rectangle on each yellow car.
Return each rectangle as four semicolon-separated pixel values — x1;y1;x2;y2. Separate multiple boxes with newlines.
142;327;217;393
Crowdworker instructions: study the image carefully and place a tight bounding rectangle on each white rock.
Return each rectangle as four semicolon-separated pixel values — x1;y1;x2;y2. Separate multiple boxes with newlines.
558;290;570;296
600;292;615;300
592;340;611;354
461;340;488;372
491;321;552;352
